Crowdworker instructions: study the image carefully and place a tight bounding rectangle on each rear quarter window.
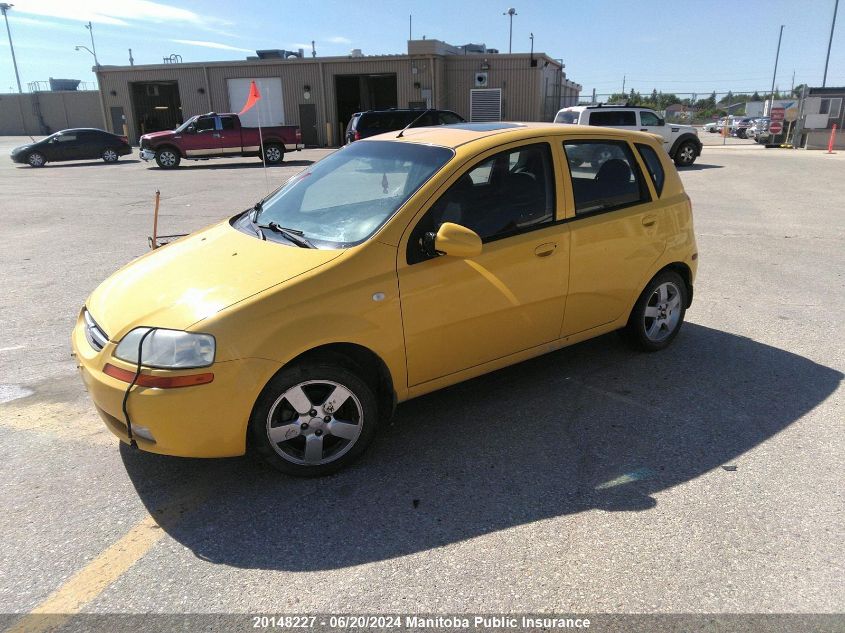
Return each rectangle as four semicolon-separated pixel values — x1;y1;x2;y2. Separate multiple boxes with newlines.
635;143;665;197
554;110;579;124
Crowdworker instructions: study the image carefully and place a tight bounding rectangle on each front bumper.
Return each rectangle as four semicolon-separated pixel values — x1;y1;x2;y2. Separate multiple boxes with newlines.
72;314;280;458
139;148;156;161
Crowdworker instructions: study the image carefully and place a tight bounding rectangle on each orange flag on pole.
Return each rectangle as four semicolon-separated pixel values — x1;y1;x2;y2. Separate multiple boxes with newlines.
239;80;261;115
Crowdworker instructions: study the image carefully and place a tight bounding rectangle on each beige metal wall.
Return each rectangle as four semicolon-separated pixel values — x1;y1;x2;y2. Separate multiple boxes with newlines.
441;55;549;121
0;91;102;136
96;52;575;146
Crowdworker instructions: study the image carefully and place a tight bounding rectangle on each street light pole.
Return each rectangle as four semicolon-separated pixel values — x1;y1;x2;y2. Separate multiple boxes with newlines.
823;0;839;87
503;8;517;54
85;21;99;67
769;25;784;115
0;3;22;93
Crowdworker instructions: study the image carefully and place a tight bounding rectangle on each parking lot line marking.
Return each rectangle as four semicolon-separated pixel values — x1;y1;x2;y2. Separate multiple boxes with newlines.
4;490;209;633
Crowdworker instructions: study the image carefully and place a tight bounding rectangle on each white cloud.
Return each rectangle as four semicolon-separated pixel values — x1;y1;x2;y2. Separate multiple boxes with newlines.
11;0;209;27
172;39;253;53
327;36;352;44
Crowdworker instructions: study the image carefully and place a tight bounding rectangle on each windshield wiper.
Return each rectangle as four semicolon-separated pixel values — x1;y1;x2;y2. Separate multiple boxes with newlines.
257;222;315;248
244;202;265;240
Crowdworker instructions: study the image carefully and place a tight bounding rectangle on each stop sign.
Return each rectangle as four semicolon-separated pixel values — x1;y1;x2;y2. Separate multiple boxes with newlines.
771;107;785;121
769;120;783;134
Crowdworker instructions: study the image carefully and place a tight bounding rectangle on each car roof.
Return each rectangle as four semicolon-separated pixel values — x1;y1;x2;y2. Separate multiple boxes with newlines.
362;121;662;149
59;128;110;133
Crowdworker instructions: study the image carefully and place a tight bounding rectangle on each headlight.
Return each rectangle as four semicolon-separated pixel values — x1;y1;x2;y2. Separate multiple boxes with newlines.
115;328;215;369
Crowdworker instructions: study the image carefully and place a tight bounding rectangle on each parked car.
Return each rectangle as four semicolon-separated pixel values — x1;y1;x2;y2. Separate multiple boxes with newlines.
345;109;465;144
730;117;754;138
702;121;720;133
10;129;131;167
553;105;702;166
747;117;771;142
73;122;697;476
139;112;303;169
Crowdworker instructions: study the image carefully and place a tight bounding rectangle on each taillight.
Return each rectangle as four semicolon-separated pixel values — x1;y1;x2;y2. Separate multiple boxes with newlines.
354;130;361;141
295;128;301;142
119;136;128;144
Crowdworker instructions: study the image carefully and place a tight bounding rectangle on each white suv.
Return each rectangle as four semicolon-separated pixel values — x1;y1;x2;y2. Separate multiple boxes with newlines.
554;105;702;166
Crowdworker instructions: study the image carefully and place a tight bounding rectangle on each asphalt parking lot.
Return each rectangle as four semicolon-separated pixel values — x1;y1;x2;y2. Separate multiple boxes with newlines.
0;137;842;623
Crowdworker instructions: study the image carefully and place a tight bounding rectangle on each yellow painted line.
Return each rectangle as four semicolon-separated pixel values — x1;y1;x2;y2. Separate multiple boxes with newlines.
5;490;209;633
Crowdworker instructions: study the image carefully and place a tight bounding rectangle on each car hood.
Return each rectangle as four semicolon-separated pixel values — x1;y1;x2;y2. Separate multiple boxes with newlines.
671;123;698;133
86;220;343;341
141;130;176;142
11;144;33;154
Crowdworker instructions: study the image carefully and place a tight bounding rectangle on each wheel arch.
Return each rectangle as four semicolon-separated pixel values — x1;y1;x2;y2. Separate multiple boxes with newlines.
668;133;701;158
155;143;183;158
260;342;397;426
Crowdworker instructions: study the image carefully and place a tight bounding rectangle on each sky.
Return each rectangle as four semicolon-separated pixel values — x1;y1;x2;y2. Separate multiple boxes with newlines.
0;0;841;97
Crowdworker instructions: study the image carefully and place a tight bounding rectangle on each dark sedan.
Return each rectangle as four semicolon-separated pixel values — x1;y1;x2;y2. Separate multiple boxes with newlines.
10;128;132;167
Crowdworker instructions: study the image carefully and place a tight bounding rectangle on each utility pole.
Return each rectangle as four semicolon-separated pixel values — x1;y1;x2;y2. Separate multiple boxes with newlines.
791;69;795;95
769;25;784;115
409;14;412;41
503;8;517;54
529;32;534;62
85;21;100;67
0;3;22;93
622;74;626;96
128;48;134;66
823;0;839;87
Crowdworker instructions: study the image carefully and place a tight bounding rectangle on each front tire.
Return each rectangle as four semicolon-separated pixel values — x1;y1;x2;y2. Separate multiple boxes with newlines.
262;143;284;164
102;148;119;163
249;362;379;477
155;148;180;169
27;152;46;167
624;270;687;352
673;141;698;166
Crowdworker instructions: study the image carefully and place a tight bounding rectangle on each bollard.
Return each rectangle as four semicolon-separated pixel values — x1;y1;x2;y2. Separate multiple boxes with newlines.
828;124;837;154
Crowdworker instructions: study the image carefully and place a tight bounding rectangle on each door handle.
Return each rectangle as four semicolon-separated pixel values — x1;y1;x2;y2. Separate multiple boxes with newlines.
640;128;648;131
534;242;557;257
641;215;657;227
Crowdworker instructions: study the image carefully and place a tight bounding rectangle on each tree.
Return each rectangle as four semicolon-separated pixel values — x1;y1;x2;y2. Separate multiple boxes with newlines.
751;91;761;101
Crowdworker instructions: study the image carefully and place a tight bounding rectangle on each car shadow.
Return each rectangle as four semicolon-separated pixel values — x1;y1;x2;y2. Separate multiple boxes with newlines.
158;160;314;171
121;323;841;571
16;159;141;168
679;163;723;171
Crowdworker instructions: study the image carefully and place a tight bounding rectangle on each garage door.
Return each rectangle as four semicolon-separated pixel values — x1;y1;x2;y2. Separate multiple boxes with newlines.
227;78;285;127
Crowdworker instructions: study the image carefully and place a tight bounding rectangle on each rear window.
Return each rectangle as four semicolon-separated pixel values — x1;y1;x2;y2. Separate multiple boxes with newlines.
636;143;665;197
589;111;636;126
439;112;463;125
554;110;579;124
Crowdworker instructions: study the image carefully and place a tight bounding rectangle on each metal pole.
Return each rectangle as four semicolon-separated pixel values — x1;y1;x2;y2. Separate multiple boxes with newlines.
0;4;22;93
409;14;412;41
129;48;134;66
504;8;516;54
769;25;784;115
86;21;100;67
823;0;839;87
622;75;626;96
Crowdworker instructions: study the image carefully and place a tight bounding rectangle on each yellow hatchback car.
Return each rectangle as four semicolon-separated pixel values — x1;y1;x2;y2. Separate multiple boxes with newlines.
72;122;697;476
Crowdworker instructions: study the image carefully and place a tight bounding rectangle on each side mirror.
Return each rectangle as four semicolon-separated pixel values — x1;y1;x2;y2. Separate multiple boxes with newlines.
424;222;482;259
186;124;196;134
657;117;665;126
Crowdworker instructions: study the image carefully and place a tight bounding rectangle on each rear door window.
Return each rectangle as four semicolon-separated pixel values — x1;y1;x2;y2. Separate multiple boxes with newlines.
563;140;650;215
554;110;580;124
588;111;636;126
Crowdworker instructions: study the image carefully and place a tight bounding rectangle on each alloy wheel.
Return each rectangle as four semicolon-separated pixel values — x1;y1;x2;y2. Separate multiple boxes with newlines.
103;149;118;162
265;146;282;162
28;153;44;167
643;282;682;342
266;380;364;466
159;151;176;167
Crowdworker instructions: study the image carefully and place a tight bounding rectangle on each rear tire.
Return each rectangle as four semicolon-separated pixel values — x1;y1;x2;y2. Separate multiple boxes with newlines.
27;152;46;167
673;141;698;166
155;148;180;169
262;143;284;164
102;148;119;163
623;270;687;352
249;362;379;477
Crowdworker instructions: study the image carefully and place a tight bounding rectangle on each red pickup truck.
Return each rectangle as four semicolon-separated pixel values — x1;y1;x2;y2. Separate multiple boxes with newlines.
139;112;303;168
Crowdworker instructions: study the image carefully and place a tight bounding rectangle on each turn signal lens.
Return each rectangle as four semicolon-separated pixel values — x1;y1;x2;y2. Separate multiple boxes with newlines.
103;363;214;389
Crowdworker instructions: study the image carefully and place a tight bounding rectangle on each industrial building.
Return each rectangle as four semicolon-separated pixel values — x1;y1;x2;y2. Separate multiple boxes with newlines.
89;39;581;146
